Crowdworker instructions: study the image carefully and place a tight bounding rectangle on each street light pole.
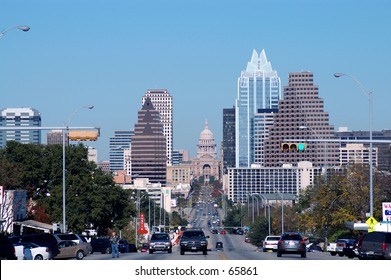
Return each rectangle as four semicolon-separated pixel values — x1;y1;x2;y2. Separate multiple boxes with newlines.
0;25;30;40
273;187;284;234
334;73;373;217
62;105;94;233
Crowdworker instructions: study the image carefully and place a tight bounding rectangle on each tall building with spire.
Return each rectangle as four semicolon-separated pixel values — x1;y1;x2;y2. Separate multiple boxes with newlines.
235;49;281;167
142;89;173;166
263;71;339;168
131;97;166;185
191;120;220;183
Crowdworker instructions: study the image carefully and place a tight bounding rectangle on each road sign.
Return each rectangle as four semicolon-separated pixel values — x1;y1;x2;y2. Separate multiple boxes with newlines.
137;213;148;235
366;216;378;230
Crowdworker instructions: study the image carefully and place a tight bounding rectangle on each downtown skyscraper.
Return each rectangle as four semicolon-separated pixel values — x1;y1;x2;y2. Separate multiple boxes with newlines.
142;89;173;166
263;71;339;168
235;49;281;167
131;97;166;186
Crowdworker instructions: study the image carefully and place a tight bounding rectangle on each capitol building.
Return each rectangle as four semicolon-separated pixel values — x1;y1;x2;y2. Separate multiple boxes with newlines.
190;120;221;183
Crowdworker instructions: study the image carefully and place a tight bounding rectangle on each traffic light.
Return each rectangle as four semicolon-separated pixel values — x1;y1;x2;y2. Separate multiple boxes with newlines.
281;142;306;151
68;130;99;141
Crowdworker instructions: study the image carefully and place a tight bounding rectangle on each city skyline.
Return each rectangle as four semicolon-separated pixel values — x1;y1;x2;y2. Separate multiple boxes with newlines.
2;0;391;161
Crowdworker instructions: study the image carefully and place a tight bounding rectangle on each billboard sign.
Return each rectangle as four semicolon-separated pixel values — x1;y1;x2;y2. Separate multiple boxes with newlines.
382;202;391;222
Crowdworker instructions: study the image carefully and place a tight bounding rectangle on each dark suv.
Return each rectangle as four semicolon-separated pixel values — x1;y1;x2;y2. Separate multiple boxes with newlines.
90;237;111;254
358;231;391;260
179;229;209;255
149;232;172;254
277;232;306;258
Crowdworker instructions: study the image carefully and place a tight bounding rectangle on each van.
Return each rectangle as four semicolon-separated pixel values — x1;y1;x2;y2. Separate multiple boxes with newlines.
358;231;391;260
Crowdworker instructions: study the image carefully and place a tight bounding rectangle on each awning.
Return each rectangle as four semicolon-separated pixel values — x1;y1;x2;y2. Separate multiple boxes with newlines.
13;219;53;233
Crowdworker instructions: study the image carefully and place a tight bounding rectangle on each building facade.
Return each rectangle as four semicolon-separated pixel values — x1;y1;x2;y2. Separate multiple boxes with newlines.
0;108;41;148
142;89;173;166
235;49;281;167
191;120;220;182
222;107;236;174
253;109;278;166
109;130;134;172
263;72;340;168
226;162;322;203
131;97;166;185
335;128;391;171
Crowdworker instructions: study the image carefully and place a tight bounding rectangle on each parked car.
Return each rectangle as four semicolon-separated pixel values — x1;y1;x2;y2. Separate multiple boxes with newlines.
8;233;60;259
262;235;281;252
149;232;172;254
219;230;227;235
18;242;51;260
179;229;209;255
244;236;251;243
0;234;17;260
358;231;391;260
343;233;367;259
306;243;323;252
335;239;356;257
90;237;111;254
277;232;306;258
54;233;92;254
118;239;137;253
54;240;89;260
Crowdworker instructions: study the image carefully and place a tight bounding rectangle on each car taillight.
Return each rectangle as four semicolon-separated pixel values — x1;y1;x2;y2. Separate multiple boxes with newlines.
279;240;284;244
382;243;388;250
300;241;305;245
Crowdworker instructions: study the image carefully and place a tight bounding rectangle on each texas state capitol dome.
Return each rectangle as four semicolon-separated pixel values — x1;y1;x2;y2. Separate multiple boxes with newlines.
191;119;220;183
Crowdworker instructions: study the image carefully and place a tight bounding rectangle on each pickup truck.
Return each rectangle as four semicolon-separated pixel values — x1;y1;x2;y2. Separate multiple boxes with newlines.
327;239;356;257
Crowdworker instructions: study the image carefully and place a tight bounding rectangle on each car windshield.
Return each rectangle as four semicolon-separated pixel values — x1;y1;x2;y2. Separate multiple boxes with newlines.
152;234;169;240
183;231;205;238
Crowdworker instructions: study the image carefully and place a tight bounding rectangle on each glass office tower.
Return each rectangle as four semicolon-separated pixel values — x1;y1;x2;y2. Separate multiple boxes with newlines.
235;49;281;167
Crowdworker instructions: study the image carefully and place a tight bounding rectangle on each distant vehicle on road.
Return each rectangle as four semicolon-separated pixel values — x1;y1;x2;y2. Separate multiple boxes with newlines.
180;229;209;255
277;232;306;258
149;232;172;254
215;241;223;251
262;236;280;252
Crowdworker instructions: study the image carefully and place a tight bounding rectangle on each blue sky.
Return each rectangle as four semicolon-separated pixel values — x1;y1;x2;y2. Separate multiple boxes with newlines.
1;0;390;161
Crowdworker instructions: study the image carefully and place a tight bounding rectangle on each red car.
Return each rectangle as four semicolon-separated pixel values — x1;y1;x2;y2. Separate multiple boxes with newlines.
219;230;227;235
141;243;149;252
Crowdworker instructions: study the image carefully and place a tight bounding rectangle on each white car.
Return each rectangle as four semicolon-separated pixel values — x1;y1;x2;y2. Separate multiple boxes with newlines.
19;242;51;260
262;235;281;252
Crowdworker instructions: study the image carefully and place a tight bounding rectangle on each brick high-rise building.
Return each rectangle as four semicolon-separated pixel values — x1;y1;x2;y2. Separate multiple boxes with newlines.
131;97;166;185
264;72;339;168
